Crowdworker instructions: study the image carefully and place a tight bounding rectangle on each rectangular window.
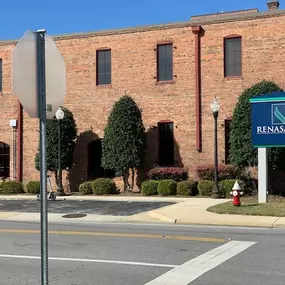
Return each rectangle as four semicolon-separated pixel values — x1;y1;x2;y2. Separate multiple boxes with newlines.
225;119;232;164
0;59;2;92
224;37;242;77
158;122;174;166
96;49;111;85
157;44;173;81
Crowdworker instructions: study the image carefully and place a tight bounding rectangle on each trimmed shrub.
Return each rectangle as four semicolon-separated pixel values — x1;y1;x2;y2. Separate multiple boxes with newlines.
92;178;116;195
35;107;77;173
141;180;158;196
239;178;258;196
0;181;24;194
218;178;257;198
219;179;236;198
229;80;285;170
79;181;93;195
26;181;41;194
157;180;177;196
198;180;215;196
196;164;242;181
177;180;197;196
101;95;146;192
147;167;188;182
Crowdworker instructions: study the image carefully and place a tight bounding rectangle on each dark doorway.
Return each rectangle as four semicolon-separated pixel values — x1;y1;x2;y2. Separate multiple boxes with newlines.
158;121;174;166
87;139;114;179
0;142;10;178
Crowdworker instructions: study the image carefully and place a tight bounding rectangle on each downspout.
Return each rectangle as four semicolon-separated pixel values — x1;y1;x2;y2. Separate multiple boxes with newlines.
192;26;202;152
17;101;23;182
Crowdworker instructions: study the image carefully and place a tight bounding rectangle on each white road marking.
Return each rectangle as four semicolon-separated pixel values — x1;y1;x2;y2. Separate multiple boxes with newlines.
145;240;256;285
0;254;177;269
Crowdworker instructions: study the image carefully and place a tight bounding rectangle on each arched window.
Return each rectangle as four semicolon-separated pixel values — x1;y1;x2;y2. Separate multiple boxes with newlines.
0;142;10;177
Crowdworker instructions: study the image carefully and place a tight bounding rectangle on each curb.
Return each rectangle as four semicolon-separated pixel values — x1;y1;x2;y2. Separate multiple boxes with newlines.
0;195;186;203
0;210;284;228
174;221;274;228
148;211;177;224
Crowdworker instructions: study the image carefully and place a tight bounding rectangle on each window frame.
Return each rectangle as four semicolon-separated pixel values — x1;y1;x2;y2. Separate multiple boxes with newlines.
157;120;174;166
224;35;242;78
156;43;173;82
96;49;112;86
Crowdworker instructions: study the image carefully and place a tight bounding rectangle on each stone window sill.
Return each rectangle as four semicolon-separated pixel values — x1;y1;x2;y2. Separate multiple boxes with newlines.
96;84;112;88
156;80;176;85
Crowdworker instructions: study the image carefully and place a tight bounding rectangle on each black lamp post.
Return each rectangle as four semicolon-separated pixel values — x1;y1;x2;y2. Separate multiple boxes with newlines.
55;107;65;196
211;98;221;199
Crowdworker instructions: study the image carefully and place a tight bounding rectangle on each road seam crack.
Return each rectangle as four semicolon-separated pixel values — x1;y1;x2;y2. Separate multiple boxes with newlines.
272;216;282;228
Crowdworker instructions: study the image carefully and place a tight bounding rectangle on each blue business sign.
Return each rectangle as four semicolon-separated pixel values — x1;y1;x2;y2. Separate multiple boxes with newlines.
250;92;285;147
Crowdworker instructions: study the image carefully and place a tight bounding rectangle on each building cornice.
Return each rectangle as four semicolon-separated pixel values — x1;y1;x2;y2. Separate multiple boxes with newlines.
1;9;285;45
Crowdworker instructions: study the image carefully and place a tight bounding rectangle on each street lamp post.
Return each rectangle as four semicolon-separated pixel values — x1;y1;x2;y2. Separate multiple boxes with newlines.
211;98;221;199
55;107;65;196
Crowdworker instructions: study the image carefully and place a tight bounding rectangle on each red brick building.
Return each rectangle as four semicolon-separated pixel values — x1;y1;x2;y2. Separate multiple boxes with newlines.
0;1;284;190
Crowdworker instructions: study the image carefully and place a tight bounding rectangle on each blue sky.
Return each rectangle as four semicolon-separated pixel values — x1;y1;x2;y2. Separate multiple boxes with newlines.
1;0;282;40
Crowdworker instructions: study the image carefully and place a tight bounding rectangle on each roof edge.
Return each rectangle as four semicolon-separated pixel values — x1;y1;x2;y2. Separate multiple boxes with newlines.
191;8;259;20
1;9;285;45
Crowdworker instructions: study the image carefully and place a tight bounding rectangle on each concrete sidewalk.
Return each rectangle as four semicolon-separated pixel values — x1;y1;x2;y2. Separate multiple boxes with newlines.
122;199;285;228
0;194;187;203
0;195;284;228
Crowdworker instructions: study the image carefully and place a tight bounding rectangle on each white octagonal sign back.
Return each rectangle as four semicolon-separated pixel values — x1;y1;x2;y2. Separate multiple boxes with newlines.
12;30;66;119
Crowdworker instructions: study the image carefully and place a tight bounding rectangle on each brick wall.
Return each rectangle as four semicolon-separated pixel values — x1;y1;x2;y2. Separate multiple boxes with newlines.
55;26;197;190
0;11;285;191
200;15;285;168
0;43;18;180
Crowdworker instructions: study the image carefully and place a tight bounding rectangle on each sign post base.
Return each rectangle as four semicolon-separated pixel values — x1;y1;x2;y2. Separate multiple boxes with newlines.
258;148;268;204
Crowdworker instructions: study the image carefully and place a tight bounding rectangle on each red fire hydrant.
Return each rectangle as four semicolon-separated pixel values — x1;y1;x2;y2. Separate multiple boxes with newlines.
230;181;243;206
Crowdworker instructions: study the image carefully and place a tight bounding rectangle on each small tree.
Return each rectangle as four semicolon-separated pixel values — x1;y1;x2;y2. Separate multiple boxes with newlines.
102;95;146;191
229;80;285;170
35;107;77;186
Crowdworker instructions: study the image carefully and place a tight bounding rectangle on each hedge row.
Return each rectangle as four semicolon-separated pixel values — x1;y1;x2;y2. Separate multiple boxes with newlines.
195;164;244;181
26;181;41;194
0;180;41;195
141;179;198;196
23;178;118;196
141;178;256;197
26;178;118;195
147;165;255;184
147;167;188;182
79;178;117;195
0;177;256;198
0;178;117;196
0;181;24;194
147;165;245;182
198;179;257;197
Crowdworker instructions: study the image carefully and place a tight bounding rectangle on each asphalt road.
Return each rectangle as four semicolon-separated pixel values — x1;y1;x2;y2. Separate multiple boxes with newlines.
1;221;285;284
0;200;174;216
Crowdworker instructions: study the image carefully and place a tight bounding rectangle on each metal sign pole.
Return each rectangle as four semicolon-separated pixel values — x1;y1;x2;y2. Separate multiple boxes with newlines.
37;29;48;285
13;127;16;180
12;29;66;283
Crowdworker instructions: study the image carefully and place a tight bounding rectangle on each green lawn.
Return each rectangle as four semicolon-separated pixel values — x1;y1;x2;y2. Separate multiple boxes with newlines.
207;195;285;217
